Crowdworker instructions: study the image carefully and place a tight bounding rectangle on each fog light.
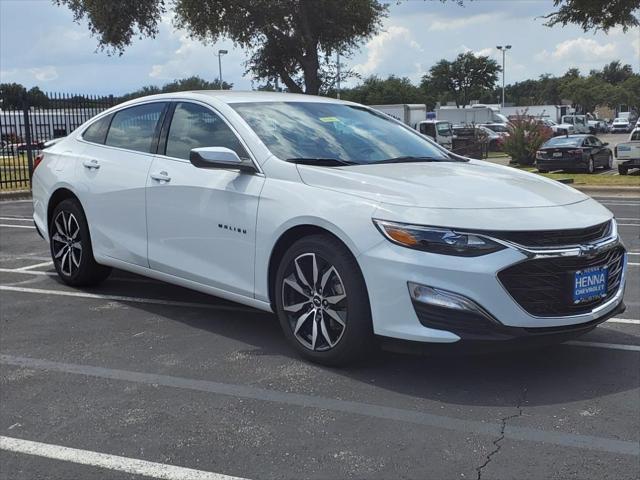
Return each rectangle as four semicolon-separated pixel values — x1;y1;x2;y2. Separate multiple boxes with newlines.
408;282;488;316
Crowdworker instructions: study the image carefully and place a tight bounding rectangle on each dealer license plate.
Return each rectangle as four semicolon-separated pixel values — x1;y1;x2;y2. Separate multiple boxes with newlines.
573;265;608;304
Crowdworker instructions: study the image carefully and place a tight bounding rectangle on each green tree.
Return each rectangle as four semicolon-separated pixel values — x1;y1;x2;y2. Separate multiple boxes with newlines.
0;83;27;108
423;52;501;107
55;0;388;95
543;0;639;32
339;75;424;105
120;76;233;101
590;61;634;85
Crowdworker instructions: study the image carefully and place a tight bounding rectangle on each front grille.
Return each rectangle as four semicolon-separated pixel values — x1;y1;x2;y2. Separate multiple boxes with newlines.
487;221;611;248
498;246;625;317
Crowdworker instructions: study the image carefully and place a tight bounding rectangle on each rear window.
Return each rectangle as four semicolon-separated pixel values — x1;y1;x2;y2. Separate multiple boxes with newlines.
105;103;166;153
631;131;640;141
543;137;583;147
82;115;112;144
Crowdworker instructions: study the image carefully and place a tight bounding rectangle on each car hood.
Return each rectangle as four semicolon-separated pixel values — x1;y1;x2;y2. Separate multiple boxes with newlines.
297;160;589;209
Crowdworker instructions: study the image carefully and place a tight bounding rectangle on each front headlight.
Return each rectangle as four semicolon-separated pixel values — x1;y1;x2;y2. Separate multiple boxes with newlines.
373;220;506;257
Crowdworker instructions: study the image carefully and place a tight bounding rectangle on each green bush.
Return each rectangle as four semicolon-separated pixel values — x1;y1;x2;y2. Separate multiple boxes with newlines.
503;111;553;165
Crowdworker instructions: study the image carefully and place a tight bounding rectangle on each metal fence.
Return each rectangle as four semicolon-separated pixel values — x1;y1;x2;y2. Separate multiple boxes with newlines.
0;93;116;190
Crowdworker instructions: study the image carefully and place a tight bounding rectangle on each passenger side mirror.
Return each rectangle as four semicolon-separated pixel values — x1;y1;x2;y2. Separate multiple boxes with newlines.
190;147;256;173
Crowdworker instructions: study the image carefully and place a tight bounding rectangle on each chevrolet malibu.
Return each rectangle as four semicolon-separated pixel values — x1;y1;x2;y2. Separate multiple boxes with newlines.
32;92;627;365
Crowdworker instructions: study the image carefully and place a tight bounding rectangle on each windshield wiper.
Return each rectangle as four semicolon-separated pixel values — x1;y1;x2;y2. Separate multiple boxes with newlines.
286;157;358;167
373;156;447;164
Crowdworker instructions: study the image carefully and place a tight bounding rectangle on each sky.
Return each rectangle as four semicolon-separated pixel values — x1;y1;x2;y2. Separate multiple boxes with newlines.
1;0;639;96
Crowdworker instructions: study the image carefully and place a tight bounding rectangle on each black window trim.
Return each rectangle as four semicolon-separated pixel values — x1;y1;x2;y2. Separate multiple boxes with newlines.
157;99;262;173
80;101;169;154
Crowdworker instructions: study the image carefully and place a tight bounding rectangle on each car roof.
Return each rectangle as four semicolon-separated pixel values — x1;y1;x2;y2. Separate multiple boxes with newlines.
123;90;347;105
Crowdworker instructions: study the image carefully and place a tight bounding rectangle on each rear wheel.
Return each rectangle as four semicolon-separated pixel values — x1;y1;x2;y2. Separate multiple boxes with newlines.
274;235;374;366
537;168;548;174
49;199;111;286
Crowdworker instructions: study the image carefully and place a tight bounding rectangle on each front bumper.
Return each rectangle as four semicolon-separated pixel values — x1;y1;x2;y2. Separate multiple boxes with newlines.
358;227;627;345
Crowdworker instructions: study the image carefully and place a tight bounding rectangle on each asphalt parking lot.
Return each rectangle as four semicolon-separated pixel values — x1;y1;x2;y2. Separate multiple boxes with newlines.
0;195;638;480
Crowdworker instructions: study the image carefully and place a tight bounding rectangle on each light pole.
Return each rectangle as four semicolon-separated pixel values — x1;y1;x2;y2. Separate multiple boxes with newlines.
217;49;228;89
496;45;511;107
336;51;341;99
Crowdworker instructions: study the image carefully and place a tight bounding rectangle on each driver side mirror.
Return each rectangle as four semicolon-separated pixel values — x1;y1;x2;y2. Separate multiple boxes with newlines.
190;147;256;173
602;142;609;147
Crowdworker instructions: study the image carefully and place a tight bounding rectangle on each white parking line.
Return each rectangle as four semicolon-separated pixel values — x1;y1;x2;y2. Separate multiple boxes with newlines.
0;436;248;480
0;217;31;221
0;285;257;313
629;262;639;266
0;224;34;229
618;223;640;227
0;268;162;284
566;341;640;352
15;261;53;271
608;318;640;325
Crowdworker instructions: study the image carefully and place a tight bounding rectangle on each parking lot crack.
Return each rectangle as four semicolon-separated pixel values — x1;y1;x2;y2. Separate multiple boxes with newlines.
475;387;527;480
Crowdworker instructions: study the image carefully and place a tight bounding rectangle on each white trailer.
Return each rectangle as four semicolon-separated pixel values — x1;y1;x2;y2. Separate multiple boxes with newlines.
436;106;507;126
369;104;427;128
500;105;570;123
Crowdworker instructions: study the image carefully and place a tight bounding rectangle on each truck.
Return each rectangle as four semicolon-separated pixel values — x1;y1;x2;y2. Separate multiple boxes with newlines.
436;106;508;126
370;104;453;149
615;128;640;175
500;105;570;123
561;114;590;134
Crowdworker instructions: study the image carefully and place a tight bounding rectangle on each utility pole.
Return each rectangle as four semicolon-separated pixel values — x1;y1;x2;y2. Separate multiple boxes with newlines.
496;45;511;107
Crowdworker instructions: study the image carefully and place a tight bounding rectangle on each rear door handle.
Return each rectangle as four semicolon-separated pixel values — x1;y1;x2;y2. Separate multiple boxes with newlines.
150;171;171;182
82;159;100;169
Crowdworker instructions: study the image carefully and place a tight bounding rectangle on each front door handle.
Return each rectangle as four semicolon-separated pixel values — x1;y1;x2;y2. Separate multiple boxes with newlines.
82;159;100;169
150;171;171;182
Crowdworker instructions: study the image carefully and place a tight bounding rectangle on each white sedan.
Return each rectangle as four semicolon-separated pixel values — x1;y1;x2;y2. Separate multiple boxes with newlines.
32;91;628;365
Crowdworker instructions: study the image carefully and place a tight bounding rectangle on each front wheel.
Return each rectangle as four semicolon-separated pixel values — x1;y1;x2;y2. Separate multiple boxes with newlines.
586;157;595;174
605;154;613;170
618;165;628;175
49;199;111;286
274;235;374;366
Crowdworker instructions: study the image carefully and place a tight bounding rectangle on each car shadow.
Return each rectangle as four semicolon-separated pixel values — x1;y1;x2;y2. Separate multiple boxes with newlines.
51;268;640;409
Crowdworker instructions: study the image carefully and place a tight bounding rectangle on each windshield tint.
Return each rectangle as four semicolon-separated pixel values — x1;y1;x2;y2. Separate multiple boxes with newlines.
543;137;582;147
230;102;450;164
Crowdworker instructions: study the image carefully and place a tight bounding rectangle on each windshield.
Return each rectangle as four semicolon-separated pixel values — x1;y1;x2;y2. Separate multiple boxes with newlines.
231;102;451;164
485;124;509;133
436;122;452;135
543;137;583;147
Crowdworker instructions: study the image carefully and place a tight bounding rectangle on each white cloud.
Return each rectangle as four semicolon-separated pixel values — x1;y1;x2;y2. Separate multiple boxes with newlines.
353;25;423;77
428;13;493;32
549;38;618;62
29;66;58;82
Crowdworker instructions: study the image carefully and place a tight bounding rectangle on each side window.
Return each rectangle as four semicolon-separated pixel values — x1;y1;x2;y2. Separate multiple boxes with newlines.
591;137;602;147
631;131;640;141
105;103;165;153
165;102;249;160
82;114;112;144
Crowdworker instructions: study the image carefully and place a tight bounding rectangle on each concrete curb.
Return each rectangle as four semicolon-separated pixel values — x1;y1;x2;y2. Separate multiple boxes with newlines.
572;185;640;197
0;190;31;201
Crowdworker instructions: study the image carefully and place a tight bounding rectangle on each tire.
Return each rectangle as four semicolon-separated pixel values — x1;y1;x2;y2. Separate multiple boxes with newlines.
274;234;374;366
586;157;595;174
49;198;111;286
618;165;628;175
604;153;613;170
537;169;548;174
